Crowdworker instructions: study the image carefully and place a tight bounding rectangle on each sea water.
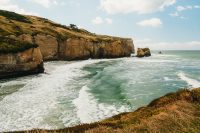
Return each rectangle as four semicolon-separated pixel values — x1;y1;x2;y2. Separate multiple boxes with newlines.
0;50;200;131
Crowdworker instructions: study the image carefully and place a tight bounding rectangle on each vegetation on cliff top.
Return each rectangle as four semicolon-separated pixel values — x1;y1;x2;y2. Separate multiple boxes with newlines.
0;10;131;44
0;10;32;24
12;88;200;133
0;36;38;54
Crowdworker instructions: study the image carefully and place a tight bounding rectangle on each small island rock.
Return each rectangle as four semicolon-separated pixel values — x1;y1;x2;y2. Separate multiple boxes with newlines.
137;48;151;57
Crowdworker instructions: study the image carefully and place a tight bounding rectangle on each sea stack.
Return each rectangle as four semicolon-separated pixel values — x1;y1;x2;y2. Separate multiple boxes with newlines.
136;48;151;57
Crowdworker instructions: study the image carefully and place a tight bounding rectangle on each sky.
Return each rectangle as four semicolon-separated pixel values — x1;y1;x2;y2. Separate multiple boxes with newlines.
0;0;200;50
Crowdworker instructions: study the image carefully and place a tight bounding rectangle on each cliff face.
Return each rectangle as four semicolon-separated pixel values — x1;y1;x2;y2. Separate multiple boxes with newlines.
0;10;134;61
0;10;134;78
0;47;44;79
16;34;134;61
62;38;133;60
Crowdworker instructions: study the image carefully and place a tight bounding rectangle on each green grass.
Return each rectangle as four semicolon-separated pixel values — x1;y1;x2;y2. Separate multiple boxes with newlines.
0;36;38;54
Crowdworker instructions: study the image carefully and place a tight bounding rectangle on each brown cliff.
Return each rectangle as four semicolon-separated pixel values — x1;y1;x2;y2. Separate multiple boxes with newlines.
0;10;134;61
0;47;44;79
0;10;134;79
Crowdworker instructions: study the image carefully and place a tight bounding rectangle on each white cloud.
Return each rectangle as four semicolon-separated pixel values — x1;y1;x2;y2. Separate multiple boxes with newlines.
137;18;162;27
31;0;58;8
0;0;37;15
177;6;186;11
92;17;104;24
180;16;186;19
68;1;80;7
105;18;113;24
169;12;179;17
194;5;200;9
135;39;200;50
177;5;192;12
100;0;176;14
92;17;113;25
170;5;200;18
176;5;199;12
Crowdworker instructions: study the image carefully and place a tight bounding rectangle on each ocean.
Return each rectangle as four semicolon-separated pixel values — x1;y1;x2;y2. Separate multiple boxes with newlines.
0;50;200;131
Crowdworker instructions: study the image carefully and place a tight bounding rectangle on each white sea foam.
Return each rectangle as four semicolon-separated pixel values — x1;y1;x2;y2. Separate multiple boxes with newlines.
164;77;172;81
178;72;200;88
130;58;178;63
0;59;114;132
152;54;178;57
73;85;129;123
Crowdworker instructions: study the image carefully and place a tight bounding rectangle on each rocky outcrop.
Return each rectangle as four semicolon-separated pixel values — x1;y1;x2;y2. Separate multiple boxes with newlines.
136;48;151;57
0;47;44;79
59;38;134;60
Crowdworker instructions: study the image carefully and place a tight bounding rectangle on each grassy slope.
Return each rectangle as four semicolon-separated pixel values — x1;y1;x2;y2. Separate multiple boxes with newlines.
0;10;130;54
13;88;200;133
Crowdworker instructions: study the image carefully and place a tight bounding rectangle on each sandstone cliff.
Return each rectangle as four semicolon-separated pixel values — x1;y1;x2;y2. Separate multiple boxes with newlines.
0;36;44;79
0;47;44;79
0;10;134;61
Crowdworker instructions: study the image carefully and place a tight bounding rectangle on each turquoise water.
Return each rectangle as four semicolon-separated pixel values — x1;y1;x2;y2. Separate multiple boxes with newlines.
0;50;200;131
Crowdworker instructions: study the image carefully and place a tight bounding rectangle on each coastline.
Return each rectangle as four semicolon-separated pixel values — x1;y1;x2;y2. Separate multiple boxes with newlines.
9;87;200;133
1;52;200;132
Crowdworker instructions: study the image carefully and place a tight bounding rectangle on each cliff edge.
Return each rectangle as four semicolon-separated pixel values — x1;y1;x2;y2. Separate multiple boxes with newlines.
0;10;134;61
0;10;134;78
0;36;44;79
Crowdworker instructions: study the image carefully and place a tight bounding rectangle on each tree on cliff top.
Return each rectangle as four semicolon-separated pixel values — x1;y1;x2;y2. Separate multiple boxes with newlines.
69;24;78;29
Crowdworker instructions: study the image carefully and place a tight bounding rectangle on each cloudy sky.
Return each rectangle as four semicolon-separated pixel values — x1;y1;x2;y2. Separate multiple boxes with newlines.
0;0;200;50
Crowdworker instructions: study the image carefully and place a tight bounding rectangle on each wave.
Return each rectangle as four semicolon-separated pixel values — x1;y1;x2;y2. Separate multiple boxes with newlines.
130;58;178;63
164;77;173;81
152;53;178;57
0;59;116;132
178;72;200;89
73;85;129;123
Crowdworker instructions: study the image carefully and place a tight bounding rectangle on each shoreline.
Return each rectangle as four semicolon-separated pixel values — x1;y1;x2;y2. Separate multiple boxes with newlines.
0;52;200;132
8;87;200;133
